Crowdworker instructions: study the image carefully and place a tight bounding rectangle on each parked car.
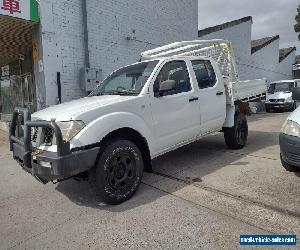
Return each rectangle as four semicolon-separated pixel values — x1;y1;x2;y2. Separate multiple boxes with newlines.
265;80;300;112
280;87;300;172
9;40;267;204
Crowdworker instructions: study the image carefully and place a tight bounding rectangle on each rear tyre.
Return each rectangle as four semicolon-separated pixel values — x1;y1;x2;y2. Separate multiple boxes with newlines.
90;139;144;205
280;154;299;172
224;112;248;150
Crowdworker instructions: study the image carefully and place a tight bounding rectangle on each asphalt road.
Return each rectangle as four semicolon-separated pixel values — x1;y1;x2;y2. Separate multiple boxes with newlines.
0;112;299;249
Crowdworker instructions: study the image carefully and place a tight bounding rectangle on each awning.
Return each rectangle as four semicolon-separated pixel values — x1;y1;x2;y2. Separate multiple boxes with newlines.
0;15;35;66
0;0;39;66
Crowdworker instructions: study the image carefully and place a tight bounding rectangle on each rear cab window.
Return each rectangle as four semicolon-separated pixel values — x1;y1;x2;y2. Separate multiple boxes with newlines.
191;60;217;89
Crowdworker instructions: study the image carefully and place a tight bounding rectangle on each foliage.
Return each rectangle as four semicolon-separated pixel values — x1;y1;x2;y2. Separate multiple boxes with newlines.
295;5;300;34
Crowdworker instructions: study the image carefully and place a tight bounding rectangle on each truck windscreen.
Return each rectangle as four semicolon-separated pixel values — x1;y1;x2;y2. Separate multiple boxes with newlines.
90;61;159;96
268;82;294;93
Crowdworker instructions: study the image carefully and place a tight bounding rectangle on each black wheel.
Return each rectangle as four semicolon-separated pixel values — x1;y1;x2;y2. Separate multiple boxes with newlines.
290;102;297;112
280;154;300;172
266;107;271;113
224;112;248;150
90;139;144;205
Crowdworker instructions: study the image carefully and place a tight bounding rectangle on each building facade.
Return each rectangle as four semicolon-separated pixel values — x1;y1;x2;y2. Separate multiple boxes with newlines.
0;0;39;120
198;17;296;83
0;0;198;120
1;7;296;122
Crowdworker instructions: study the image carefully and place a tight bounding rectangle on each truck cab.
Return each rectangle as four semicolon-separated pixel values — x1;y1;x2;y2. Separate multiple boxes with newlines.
265;80;299;112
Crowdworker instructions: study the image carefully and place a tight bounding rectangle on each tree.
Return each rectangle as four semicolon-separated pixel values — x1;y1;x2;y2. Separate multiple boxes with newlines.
295;5;300;40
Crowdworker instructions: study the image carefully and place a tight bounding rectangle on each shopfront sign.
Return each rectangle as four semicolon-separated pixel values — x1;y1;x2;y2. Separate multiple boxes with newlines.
0;0;39;22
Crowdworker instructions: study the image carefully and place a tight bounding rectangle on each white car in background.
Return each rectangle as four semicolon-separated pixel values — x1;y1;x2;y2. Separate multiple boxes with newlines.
265;80;299;112
280;87;300;172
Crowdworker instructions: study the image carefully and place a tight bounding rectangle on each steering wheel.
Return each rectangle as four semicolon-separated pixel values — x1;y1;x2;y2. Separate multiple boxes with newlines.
117;86;126;91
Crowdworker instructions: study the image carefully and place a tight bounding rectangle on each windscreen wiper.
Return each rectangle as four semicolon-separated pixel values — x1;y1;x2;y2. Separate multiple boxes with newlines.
102;90;138;96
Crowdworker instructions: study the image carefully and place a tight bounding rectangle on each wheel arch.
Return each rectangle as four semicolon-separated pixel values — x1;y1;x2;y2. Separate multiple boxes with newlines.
98;127;152;172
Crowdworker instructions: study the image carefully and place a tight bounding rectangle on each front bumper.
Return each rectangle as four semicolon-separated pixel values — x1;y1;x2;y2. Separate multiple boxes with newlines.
9;108;99;183
265;102;293;110
279;133;300;168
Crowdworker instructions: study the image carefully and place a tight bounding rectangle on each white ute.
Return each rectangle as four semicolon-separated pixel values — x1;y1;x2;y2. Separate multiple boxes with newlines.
10;40;267;204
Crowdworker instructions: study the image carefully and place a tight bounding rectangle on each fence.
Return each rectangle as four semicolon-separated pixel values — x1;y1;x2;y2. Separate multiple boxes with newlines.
0;73;36;121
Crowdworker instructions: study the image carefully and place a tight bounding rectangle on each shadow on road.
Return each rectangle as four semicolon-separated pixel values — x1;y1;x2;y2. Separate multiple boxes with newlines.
56;129;282;211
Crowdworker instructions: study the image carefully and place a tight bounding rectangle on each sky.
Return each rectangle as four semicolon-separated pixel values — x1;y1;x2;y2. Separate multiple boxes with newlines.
198;0;300;54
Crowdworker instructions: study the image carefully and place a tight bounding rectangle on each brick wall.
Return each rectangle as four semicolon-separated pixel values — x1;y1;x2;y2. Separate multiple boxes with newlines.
87;0;198;77
39;0;198;106
40;0;85;105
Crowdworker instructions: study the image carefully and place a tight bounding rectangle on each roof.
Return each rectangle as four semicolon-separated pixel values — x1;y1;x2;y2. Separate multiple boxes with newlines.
279;47;296;63
251;35;280;54
198;16;252;37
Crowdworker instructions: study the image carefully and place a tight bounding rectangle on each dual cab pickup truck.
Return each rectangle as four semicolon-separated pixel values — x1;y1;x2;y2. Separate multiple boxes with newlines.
9;40;266;204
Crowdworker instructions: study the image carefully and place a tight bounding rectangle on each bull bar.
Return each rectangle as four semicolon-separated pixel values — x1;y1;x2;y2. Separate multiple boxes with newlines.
9;108;99;183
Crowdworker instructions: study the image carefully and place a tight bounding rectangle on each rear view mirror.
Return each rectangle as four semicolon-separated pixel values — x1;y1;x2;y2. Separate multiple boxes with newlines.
155;80;176;97
292;87;300;101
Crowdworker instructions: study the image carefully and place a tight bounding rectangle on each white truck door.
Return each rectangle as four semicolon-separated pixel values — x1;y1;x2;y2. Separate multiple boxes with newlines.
150;60;201;152
190;59;226;134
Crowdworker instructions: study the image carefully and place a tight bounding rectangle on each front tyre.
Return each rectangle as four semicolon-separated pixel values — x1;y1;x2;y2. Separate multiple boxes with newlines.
91;139;144;205
280;154;300;172
224;112;248;149
289;101;297;112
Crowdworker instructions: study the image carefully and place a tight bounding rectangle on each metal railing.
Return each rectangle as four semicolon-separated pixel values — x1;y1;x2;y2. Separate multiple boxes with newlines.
0;73;36;121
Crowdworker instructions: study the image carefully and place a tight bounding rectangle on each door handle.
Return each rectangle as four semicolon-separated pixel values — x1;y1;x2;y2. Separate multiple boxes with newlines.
216;91;224;96
189;97;199;102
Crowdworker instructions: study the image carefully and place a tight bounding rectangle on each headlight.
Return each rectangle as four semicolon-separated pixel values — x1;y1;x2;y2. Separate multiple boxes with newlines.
286;96;293;101
53;121;85;144
281;120;300;137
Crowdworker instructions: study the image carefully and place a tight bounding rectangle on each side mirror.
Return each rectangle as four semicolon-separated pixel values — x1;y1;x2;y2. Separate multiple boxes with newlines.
292;87;300;101
155;80;176;97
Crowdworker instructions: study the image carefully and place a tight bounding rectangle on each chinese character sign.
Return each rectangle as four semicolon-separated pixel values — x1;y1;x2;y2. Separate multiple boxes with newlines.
0;0;39;22
1;0;21;14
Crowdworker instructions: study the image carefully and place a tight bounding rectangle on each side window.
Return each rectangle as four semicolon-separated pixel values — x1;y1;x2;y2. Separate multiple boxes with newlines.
192;60;217;89
154;61;191;96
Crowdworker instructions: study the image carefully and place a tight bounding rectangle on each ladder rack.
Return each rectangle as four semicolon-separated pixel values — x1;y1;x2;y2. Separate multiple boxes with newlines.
141;40;239;82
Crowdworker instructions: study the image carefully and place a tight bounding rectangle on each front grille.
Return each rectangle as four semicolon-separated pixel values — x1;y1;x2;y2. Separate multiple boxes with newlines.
30;126;54;147
13;113;55;147
286;153;300;163
269;99;285;103
42;127;54;146
31;127;39;142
